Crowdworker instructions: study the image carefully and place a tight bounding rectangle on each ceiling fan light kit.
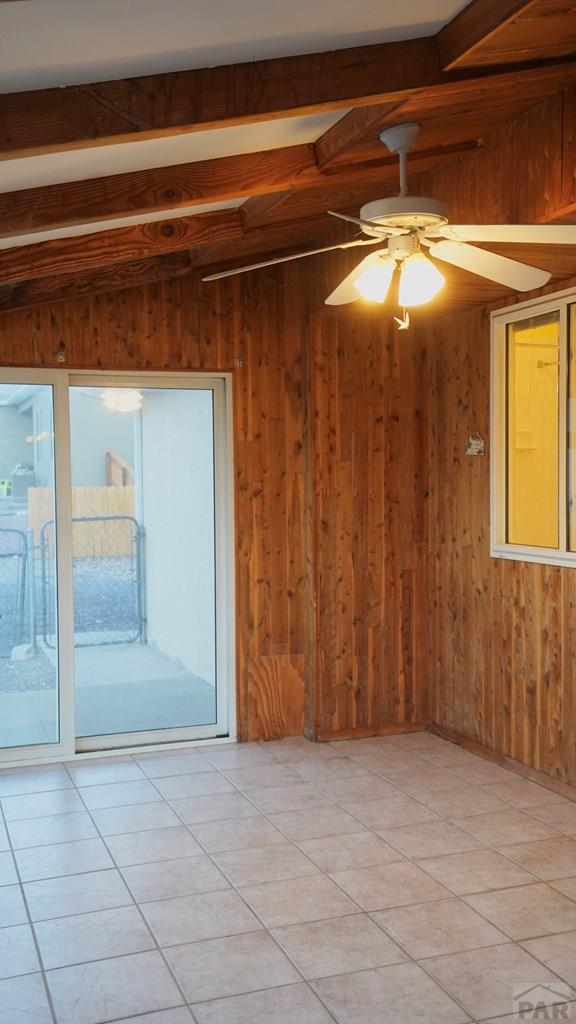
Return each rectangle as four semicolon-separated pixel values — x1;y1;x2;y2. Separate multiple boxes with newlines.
203;121;576;326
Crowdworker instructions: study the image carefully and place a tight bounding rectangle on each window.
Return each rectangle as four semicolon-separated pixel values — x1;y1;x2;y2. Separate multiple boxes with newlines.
491;288;576;566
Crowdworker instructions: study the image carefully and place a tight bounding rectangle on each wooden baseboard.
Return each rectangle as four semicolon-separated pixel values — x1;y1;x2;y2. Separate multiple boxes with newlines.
429;720;576;803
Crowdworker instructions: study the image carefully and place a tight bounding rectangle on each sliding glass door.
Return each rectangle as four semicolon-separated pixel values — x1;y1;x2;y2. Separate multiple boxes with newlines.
0;372;233;762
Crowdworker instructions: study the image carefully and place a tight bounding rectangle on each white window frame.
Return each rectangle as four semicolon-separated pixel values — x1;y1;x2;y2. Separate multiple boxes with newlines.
0;368;236;764
491;286;576;568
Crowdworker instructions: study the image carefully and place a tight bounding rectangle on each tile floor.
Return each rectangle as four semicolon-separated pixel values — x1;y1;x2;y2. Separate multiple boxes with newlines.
1;732;576;1022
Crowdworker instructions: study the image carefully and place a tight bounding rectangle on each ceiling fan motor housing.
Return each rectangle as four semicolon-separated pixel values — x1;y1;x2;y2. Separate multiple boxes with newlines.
360;196;450;235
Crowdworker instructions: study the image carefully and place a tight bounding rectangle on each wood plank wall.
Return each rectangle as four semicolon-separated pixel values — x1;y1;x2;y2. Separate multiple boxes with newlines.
420;87;576;783
0;259;428;741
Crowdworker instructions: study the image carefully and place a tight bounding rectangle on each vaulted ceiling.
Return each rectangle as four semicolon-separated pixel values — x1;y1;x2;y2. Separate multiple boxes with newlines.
1;0;576;315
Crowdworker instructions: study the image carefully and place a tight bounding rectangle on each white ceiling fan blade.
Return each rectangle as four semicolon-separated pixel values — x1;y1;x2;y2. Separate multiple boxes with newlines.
427;241;551;291
430;224;576;245
201;237;379;281
327;210;406;236
325;249;389;305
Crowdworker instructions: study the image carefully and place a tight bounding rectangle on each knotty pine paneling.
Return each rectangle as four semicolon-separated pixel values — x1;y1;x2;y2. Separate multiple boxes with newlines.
0;259;428;741
420;90;576;784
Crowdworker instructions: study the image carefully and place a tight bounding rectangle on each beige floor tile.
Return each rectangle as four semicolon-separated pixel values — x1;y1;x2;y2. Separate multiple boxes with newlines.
261;737;340;763
0;886;28;927
8;812;97;850
46;950;183;1024
167;931;299;1002
312;961;469;1024
0;924;40;979
393;767;464;797
91;802;181;836
269;806;365;841
315;776;399;803
190;816;286;853
104;826;203;866
416;785;507;818
330;860;451;911
239;873;358;927
34;905;155;970
551;875;576;901
481;779;566;809
342;795;440;830
420;745;480;770
221;764;300;791
297;832;403;873
381;821;485;859
293;758;372;783
390;732;452;754
529;802;576;835
77;779;161;810
521;931;576;986
141;889;262;946
374;897;507;958
134;751;212;778
453;809;560;846
169;792;260;825
24;868;131;922
113;1012;193;1024
454;762;520;787
0;821;8;852
344;751;426;775
15;837;113;882
419;849;535;895
203;747;278;770
193;982;334;1024
423;943;563;1020
1;789;84;822
66;758;145;787
121;854;229;901
465;883;576;939
153;772;235;800
247;783;333;814
497;837;576;881
0;767;72;798
213;843;320;886
272;913;407;978
0;973;53;1024
331;737;407;755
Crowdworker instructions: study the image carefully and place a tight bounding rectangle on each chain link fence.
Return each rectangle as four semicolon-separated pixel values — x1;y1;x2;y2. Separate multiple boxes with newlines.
0;528;29;657
40;515;145;648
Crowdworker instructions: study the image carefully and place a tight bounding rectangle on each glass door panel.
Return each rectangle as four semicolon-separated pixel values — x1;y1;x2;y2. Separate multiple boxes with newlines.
0;383;60;750
69;384;221;743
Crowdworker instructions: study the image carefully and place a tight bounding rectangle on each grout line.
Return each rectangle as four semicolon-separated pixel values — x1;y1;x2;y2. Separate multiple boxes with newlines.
0;799;58;1024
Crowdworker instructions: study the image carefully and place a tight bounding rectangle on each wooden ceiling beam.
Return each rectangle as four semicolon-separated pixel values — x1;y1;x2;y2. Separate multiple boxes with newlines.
0;138;488;239
0;37;438;158
0;251;195;313
313;102;407;170
2;31;576;160
437;0;539;70
0;208;243;286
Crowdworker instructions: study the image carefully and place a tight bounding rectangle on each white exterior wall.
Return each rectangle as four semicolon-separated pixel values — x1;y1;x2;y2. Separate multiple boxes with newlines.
140;389;216;687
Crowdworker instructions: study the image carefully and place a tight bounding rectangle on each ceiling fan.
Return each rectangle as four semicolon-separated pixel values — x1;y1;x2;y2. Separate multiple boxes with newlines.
202;122;576;314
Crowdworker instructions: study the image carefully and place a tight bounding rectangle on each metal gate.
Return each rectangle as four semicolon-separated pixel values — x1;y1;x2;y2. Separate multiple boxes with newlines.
0;529;29;657
40;515;145;648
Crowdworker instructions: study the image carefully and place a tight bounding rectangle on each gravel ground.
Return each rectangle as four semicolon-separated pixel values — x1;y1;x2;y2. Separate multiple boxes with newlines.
0;648;56;692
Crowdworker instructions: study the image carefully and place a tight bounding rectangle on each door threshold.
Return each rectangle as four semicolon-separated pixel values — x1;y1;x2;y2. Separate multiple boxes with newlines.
0;734;236;770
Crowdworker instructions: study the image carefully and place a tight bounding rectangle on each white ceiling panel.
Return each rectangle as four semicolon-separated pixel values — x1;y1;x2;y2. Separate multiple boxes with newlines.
0;110;347;193
0;0;468;92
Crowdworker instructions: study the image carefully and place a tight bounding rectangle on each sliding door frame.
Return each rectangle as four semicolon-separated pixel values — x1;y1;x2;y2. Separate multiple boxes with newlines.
0;369;235;763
